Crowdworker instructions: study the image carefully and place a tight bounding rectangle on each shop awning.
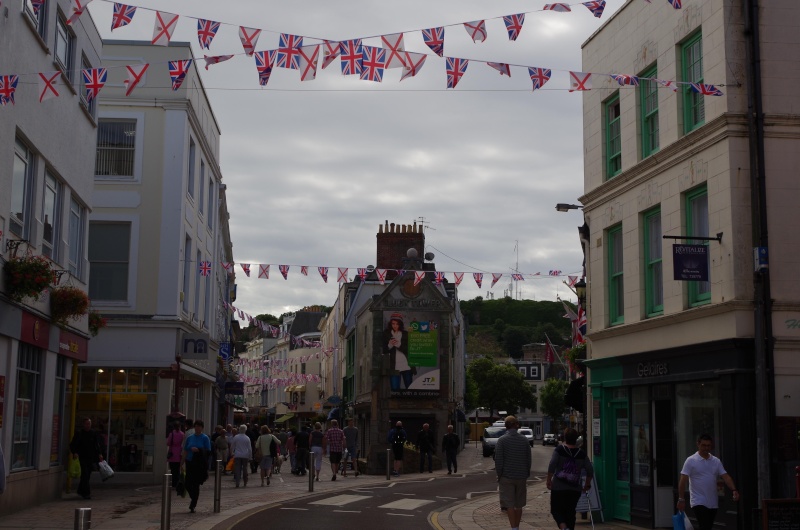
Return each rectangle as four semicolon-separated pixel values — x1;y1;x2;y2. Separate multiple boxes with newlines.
294;385;306;392
275;413;295;423
284;386;294;393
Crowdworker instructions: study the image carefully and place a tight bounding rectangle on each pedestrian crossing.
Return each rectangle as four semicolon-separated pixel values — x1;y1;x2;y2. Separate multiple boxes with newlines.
308;493;435;511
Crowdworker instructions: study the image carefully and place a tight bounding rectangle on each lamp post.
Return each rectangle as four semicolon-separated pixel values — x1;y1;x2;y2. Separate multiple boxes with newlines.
555;203;584;212
575;278;586;306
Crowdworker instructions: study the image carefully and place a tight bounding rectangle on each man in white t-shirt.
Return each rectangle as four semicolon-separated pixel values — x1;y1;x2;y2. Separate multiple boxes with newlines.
677;434;739;530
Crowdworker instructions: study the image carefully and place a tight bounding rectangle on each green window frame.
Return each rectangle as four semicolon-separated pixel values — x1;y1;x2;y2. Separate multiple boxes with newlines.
640;66;659;158
608;224;624;325
681;32;704;133
686;185;710;306
643;208;663;316
605;93;622;179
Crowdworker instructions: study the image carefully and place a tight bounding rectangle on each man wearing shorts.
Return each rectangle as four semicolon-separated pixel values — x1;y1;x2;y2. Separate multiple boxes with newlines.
324;419;346;481
495;415;531;530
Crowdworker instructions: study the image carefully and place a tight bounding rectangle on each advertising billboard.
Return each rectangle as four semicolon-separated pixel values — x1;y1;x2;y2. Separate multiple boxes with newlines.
382;311;440;397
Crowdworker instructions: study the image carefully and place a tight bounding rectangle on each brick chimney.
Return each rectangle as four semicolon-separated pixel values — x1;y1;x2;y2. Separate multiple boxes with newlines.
376;220;425;271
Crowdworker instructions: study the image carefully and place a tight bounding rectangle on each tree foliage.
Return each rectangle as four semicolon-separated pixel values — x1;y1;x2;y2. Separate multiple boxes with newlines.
502;327;529;359
539;378;569;432
467;357;537;416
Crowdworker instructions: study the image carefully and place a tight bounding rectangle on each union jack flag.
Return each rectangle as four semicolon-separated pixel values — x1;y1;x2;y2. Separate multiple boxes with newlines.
254;50;277;86
0;75;19;106
528;67;552;91
321;40;340;70
543;3;571;12
690;83;723;96
488;62;511;77
339;39;363;75
511;273;525;281
503;14;525;41
357;268;367;281
169;60;191;91
463;20;487;43
258;264;270;279
111;3;136;31
199;261;212;277
279;265;290;279
575;304;587;345
549;270;562;276
668;0;681;9
239;27;261;56
583;0;607;18
376;269;387;285
81;68;107;102
414;271;426;286
453;272;464;286
318;267;329;283
277;34;304;70
491;273;503;287
237;309;244;320
435;272;445;285
611;74;639;86
300;266;309;276
395;269;406;277
421;27;445;57
337;268;348;283
360;46;385;82
400;52;427;82
473;273;483;288
446;57;468;89
197;19;220;50
30;0;46;16
240;263;251;277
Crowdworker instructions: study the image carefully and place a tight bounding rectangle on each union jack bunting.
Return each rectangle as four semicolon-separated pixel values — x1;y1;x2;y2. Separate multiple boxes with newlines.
463;20;487;43
360;46;386;82
491;273;503;287
254;50;277;86
668;0;681;9
399;52;427;82
503;14;525;41
124;64;148;96
30;0;45;16
221;262;232;272
611;74;639;86
81;68;107;102
453;272;464;286
300;266;309;276
321;41;340;70
657;79;678;92
487;62;511;77
277;34;304;70
543;3;571;12
258;264;270;279
376;269;387;285
446;57;468;89
238;27;261;56
395;269;406;277
528;67;552;91
152;12;179;46
575;304;587;345
279;265;290;279
168;60;192;91
238;309;245;320
381;33;406;69
421;27;445;57
413;271;426;286
337;268;348;283
298;45;320;81
199;261;212;277
357;268;367;281
318;267;329;283
549;270;562;276
204;55;233;70
568;275;578;287
67;0;92;25
339;39;363;75
511;273;525;281
569;71;592;91
111;3;136;31
0;75;19;106
435;272;445;285
690;83;724;96
583;0;607;18
473;273;483;288
197;19;221;50
38;71;61;102
240;263;251;277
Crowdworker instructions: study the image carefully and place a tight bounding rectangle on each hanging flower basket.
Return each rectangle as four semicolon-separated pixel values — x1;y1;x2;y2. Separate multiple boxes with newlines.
50;286;90;325
3;255;53;302
88;310;108;337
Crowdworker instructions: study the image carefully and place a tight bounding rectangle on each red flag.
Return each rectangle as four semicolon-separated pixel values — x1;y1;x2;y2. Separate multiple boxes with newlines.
545;336;557;364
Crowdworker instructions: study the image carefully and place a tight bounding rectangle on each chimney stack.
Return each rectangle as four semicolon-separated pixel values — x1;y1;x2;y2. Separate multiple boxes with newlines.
376;220;425;273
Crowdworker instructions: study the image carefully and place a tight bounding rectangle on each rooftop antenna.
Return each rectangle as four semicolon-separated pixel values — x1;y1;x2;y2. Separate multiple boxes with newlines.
513;240;520;300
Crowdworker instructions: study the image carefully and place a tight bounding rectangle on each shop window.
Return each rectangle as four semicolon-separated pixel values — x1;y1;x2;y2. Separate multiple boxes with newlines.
89;222;131;301
13;344;42;471
686;186;710;306
632;386;651;486
644;208;663;317
675;381;720;471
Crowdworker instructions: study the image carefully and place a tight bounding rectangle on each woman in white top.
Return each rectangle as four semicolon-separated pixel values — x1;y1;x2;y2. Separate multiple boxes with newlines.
383;313;413;390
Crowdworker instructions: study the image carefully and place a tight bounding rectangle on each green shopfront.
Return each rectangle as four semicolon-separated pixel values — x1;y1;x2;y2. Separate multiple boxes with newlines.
585;339;756;529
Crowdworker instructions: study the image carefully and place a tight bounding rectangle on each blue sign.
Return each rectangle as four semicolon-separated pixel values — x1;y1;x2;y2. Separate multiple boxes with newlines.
219;342;231;360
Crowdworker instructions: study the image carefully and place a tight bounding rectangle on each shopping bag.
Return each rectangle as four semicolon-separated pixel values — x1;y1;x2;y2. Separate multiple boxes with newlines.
68;458;82;479
683;513;694;530
98;460;114;481
176;471;186;497
225;457;234;471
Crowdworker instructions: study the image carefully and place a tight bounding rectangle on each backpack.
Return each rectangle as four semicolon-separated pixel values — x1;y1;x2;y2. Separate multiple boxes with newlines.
555;447;583;486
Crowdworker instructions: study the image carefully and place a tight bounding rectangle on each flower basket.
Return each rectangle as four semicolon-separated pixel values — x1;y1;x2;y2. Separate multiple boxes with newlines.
88;310;107;337
3;255;53;301
50;286;90;325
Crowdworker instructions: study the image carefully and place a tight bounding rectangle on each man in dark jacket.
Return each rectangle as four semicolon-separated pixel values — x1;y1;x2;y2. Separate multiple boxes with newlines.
387;421;407;476
294;426;310;475
70;417;105;500
441;424;461;474
417;423;436;473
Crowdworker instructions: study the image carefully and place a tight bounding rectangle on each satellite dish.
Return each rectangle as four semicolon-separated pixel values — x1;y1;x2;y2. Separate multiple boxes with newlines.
424;252;435;261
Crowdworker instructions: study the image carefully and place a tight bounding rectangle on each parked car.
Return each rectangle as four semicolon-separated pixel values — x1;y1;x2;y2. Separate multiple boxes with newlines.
481;426;507;457
519;428;534;447
543;433;557;446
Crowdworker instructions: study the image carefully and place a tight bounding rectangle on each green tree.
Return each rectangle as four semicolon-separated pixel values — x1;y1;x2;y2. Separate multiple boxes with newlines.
502;327;528;359
466;332;505;358
468;357;536;416
539;378;569;433
531;322;569;346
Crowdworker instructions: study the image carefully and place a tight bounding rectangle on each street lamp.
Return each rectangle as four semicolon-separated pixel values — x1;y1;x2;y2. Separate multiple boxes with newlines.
555;203;583;212
574;278;586;305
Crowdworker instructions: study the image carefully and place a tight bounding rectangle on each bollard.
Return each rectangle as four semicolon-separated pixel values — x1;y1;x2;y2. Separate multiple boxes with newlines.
214;460;223;513
309;452;315;492
386;448;391;480
160;473;171;530
74;507;91;530
796;465;800;499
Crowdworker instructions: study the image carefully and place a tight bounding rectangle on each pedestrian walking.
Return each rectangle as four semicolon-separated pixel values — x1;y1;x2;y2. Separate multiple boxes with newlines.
213;425;230;474
275;428;288;474
677;434;739;530
417;423;435;473
182;420;211;513
442;424;460;474
309;422;325;481
69;417;105;500
247;424;260;474
294;426;310;476
342;419;359;477
546;427;594;530
166;422;185;488
495;415;531;530
230;425;253;487
255;426;279;486
286;430;297;473
387;421;407;476
324;419;345;480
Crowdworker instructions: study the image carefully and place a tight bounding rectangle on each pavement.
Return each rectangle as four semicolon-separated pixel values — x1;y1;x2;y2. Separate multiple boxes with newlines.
0;449;640;530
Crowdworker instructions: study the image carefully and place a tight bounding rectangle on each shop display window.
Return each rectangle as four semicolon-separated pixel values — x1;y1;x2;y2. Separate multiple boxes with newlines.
675;381;720;470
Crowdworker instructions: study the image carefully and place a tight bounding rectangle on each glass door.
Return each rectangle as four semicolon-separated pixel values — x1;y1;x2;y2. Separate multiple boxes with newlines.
612;403;631;521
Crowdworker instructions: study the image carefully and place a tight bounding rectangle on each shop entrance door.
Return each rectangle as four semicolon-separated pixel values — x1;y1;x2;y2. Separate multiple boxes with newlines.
612;403;631;521
653;397;675;527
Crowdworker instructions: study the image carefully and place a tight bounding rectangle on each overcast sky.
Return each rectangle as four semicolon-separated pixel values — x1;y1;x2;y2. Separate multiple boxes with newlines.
87;0;626;317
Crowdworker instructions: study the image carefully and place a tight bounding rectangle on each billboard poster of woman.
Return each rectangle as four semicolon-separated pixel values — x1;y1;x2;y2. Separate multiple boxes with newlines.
382;311;440;397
